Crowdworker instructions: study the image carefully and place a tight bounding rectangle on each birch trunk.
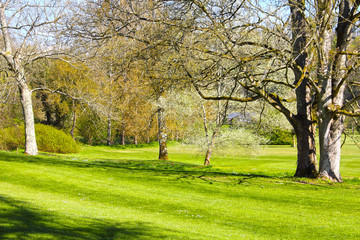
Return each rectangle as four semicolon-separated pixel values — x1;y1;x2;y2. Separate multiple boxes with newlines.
18;83;38;155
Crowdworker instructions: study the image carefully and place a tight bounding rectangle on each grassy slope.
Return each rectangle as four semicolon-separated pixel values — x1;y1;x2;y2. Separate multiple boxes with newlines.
0;142;359;239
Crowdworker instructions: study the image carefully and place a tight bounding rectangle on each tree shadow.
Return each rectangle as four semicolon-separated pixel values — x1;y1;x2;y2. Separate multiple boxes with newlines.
0;195;168;239
0;151;291;186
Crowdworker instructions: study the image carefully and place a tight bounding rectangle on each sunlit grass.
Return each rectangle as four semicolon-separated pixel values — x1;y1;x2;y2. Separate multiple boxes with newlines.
0;142;359;239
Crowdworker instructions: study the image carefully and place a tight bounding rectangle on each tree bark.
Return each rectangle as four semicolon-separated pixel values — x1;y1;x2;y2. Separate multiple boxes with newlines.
1;4;39;155
158;107;169;160
107;117;112;146
318;112;343;182
121;120;126;145
316;0;351;182
293;118;317;178
293;74;317;178
18;84;38;155
204;129;218;166
40;94;52;125
289;0;318;178
121;129;125;145
70;101;76;139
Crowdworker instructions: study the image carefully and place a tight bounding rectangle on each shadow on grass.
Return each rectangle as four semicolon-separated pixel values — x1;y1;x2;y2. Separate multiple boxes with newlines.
0;151;292;184
0;195;169;240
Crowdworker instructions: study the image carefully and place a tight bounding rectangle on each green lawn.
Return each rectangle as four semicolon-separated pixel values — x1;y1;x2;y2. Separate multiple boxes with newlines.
0;142;359;239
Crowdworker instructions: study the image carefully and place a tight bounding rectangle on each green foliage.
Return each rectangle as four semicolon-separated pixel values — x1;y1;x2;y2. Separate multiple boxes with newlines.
0;125;23;151
183;124;266;155
262;127;294;145
76;112;105;145
35;124;79;153
0;124;79;153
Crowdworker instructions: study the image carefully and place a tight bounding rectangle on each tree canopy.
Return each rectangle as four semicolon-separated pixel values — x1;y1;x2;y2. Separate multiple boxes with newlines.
0;0;359;182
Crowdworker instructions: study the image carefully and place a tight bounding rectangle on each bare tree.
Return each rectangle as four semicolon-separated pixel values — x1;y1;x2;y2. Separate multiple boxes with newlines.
0;0;69;155
157;0;360;181
312;0;360;181
63;0;360;181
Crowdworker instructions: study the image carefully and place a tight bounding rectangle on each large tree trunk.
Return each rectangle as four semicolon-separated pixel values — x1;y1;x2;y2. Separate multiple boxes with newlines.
293;79;317;177
293;75;317;178
318;113;343;182
293;119;317;178
316;1;351;182
19;84;38;155
289;0;318;178
158;107;169;160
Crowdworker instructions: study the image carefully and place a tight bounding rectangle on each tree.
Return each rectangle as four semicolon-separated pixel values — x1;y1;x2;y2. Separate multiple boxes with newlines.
310;0;360;181
32;59;96;138
63;0;359;180
152;0;317;177
201;82;233;166
152;0;360;181
0;0;68;155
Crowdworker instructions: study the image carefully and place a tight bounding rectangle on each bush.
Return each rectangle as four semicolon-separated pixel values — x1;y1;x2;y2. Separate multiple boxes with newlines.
265;128;294;145
0;124;79;153
35;124;80;153
0;126;23;151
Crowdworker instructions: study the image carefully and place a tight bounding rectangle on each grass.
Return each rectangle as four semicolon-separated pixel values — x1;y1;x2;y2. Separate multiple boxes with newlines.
0;141;359;239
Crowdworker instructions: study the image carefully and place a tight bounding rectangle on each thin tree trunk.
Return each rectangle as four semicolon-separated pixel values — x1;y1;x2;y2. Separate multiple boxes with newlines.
70;101;76;139
107;117;112;146
121;129;125;145
146;111;156;144
121;120;125;145
19;84;38;155
158;107;169;160
202;104;209;138
40;94;52;125
204;129;218;166
134;135;138;145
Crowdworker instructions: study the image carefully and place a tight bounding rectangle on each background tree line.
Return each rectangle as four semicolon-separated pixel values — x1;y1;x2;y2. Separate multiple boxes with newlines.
0;0;359;182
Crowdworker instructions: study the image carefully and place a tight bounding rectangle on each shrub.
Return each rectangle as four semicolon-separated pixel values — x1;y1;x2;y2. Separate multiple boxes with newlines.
0;125;24;151
0;124;79;153
265;128;294;145
35;124;80;153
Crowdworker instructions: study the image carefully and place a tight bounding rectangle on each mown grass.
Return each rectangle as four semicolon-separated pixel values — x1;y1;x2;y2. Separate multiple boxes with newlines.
0;141;359;239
